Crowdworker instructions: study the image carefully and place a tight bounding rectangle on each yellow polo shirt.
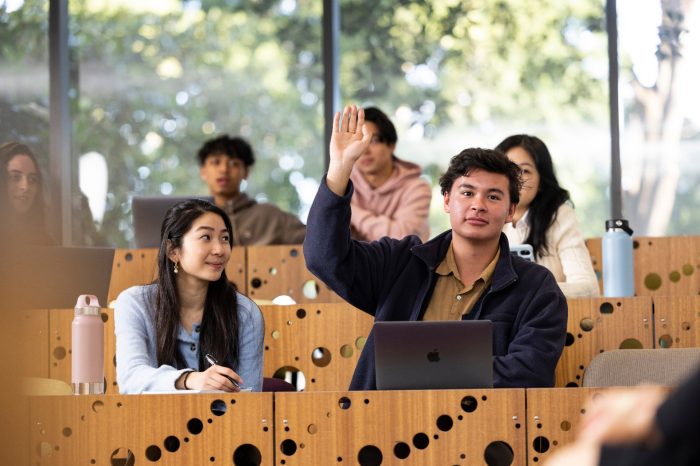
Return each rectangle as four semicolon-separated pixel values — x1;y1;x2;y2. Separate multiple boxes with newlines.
422;242;500;321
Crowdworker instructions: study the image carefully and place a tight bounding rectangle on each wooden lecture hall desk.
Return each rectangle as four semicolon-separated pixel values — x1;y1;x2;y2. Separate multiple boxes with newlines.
22;386;638;466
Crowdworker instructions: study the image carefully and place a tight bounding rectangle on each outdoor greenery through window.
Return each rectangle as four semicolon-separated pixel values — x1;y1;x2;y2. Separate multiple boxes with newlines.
70;0;324;246
340;0;610;238
1;0;698;246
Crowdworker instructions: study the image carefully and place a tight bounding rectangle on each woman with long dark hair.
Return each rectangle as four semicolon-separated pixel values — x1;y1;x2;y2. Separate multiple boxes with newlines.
115;199;264;393
496;135;599;297
0;142;53;245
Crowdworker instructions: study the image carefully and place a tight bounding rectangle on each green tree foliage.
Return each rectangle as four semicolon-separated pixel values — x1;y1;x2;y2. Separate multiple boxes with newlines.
341;0;610;237
341;0;607;126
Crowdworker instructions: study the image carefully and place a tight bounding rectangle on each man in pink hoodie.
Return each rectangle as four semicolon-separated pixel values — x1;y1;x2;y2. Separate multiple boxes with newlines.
349;107;432;242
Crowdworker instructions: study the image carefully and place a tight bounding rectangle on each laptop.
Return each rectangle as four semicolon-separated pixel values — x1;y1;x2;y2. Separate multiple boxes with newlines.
132;195;208;248
0;246;115;311
374;320;493;390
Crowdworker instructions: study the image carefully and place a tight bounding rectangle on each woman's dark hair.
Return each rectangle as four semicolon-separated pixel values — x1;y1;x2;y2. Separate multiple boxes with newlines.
0;142;45;224
495;134;571;259
153;199;240;371
439;147;522;205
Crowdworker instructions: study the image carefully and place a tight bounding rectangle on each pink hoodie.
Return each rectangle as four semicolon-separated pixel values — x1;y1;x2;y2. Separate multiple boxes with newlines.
349;157;432;242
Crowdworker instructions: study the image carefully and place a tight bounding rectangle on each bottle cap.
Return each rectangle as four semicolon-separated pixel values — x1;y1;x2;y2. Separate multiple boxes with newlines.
75;295;101;315
605;219;633;236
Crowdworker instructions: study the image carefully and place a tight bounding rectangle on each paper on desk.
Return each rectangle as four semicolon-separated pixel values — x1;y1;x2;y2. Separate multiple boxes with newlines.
144;388;252;394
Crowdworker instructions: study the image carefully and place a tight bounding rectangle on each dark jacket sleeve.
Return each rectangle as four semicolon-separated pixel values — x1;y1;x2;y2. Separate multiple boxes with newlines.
492;268;567;388
303;176;419;314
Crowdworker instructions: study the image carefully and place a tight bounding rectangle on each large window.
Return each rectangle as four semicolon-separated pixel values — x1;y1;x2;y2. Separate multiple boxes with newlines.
2;0;698;244
0;0;50;213
340;0;610;238
70;0;324;246
618;0;700;235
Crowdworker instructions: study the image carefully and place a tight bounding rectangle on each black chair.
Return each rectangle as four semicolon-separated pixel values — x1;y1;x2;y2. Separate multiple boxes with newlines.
262;376;296;392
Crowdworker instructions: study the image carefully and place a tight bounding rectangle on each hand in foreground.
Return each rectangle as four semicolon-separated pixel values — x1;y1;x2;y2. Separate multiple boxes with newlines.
327;104;372;196
577;386;666;446
541;438;600;466
185;364;243;392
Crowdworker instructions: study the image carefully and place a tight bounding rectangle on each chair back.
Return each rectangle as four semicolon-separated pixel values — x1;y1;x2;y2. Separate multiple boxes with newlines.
20;377;72;395
582;348;700;387
262;376;296;392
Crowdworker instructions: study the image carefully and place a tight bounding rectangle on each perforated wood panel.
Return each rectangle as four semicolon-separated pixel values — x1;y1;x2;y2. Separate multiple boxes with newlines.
634;236;700;296
48;308;119;394
585;236;700;296
28;393;273;465
107;249;159;303
17;309;49;378
653;296;700;348
275;389;526;465
585;238;603;291
247;245;344;303
226;247;247;294
107;248;247;304
525;387;599;464
556;297;653;387
261;304;373;392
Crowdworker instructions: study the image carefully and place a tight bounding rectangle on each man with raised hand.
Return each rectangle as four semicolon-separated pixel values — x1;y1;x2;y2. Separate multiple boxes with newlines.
304;105;566;390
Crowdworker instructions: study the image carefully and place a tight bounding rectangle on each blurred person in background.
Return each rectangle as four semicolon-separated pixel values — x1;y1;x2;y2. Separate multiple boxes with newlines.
0;141;54;245
197;135;306;245
349;107;431;242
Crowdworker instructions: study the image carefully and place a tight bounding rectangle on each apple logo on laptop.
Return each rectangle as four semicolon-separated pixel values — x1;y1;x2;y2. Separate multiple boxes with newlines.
427;348;440;362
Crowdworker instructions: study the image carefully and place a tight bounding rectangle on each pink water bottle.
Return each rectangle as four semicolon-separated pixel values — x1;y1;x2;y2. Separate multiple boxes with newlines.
71;295;104;394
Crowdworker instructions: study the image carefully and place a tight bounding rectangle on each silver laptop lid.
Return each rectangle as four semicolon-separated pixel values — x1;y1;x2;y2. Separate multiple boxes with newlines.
132;196;208;248
374;320;493;390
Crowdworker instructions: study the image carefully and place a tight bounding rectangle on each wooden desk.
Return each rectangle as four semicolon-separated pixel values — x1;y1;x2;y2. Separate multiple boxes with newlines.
261;303;372;392
28;393;273;465
275;388;526;465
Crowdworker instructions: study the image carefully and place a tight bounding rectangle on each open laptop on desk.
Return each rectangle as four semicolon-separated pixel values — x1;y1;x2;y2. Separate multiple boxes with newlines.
374;320;493;390
132;195;208;248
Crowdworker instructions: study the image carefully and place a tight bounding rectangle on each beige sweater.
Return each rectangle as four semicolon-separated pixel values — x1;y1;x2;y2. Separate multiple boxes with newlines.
503;203;599;297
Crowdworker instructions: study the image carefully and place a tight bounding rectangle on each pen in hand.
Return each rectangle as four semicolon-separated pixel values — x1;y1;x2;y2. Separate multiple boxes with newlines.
204;353;241;389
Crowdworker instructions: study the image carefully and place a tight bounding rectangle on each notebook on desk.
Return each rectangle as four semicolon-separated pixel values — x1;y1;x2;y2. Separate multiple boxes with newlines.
132;195;208;248
374;320;493;390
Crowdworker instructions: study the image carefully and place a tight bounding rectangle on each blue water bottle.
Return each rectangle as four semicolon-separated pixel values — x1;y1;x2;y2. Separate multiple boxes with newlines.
602;219;634;297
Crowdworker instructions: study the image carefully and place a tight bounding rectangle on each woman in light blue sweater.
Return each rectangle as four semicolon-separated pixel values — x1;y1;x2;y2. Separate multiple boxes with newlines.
115;199;263;393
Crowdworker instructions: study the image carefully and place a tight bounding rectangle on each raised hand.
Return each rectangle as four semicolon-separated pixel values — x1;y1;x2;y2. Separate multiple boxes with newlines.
327;104;372;196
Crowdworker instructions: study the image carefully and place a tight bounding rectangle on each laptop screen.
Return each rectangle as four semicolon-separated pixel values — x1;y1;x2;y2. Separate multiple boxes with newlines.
373;320;493;390
132;196;208;248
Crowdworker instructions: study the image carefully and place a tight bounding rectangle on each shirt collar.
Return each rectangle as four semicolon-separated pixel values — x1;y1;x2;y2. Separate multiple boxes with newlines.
435;241;500;286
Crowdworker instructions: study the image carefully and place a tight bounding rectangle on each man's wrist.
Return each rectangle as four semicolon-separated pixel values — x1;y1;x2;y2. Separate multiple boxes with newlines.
326;163;352;197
